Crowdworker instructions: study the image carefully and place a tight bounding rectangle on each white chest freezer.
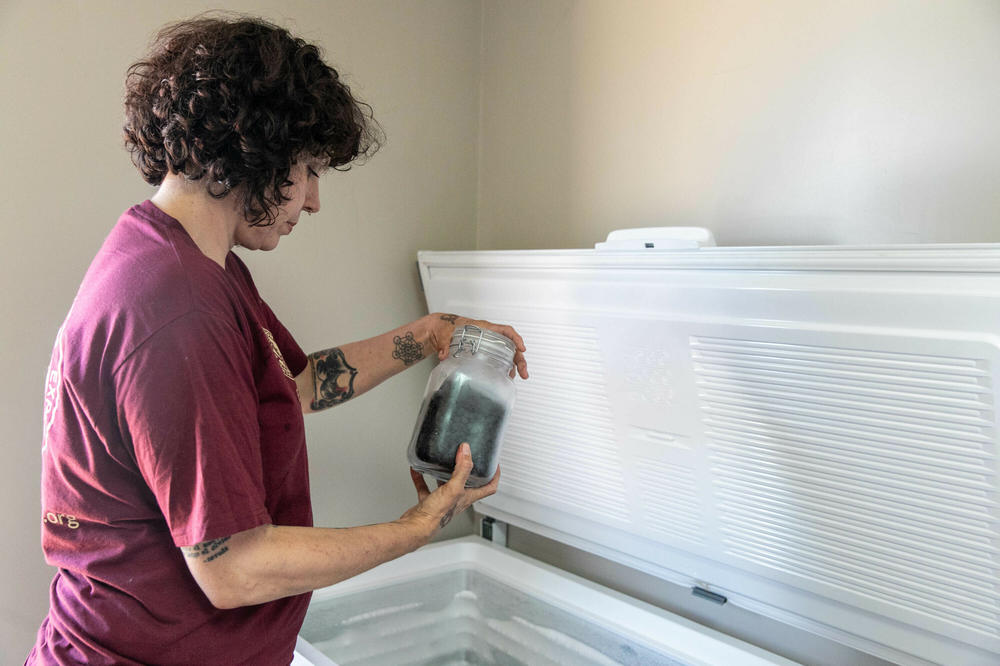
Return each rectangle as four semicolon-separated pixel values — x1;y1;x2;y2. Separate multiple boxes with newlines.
296;240;1000;666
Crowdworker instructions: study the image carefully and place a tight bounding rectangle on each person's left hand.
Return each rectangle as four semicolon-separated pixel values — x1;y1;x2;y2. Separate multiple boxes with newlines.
426;313;528;379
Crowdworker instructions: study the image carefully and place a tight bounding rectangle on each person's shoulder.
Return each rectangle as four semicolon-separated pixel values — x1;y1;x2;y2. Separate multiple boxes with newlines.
63;202;239;362
87;201;200;308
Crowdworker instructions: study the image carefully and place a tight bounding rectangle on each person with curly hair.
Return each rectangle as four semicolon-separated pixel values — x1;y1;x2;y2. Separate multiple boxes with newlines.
28;15;527;665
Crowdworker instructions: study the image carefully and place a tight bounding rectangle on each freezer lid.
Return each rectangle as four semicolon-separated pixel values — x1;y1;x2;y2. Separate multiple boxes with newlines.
417;242;1000;666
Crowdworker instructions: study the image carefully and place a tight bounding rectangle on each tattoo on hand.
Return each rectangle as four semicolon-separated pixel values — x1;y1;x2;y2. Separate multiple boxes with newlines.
310;347;358;410
392;332;424;366
440;506;456;529
182;537;231;563
439;314;458;324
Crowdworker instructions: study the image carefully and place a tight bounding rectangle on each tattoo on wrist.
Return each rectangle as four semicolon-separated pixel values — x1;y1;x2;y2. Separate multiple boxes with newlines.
392;332;424;366
439;314;458;324
182;537;231;563
310;347;358;410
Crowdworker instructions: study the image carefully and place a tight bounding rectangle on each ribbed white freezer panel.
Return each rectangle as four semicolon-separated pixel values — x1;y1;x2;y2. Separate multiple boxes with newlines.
636;461;705;546
699;335;1000;640
418;245;1000;665
496;321;631;525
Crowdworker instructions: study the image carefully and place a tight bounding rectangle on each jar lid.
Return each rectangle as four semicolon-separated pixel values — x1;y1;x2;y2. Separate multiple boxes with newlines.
450;325;516;363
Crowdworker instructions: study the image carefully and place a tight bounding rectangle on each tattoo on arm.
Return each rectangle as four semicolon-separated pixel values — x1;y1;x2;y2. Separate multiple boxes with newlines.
182;537;231;563
439;314;458;324
309;347;359;410
392;332;424;366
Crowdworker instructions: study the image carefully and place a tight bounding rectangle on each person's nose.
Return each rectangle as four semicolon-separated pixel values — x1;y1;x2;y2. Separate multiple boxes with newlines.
303;178;320;215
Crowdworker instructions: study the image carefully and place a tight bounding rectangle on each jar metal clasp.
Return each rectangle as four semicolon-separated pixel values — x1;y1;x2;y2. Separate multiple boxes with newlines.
455;325;485;356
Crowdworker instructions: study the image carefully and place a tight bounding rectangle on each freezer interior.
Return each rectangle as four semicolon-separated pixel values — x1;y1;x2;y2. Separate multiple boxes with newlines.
295;537;794;666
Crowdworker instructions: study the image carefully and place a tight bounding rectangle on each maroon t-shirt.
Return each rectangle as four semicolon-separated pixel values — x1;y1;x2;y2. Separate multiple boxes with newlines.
29;201;313;665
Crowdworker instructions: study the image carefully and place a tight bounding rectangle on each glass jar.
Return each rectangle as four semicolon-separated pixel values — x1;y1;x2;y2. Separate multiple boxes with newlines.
407;325;517;488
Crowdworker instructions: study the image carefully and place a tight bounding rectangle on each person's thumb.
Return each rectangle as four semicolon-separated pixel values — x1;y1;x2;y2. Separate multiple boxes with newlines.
447;443;473;488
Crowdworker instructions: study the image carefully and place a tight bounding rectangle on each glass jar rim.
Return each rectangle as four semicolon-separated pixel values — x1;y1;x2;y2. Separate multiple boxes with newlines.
449;325;516;363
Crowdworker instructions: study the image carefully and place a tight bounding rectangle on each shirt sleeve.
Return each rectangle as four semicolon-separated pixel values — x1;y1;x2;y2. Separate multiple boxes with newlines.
115;311;271;547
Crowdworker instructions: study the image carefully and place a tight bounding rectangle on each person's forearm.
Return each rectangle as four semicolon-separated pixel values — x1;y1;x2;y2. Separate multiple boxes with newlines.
188;520;430;609
296;315;443;412
183;443;495;609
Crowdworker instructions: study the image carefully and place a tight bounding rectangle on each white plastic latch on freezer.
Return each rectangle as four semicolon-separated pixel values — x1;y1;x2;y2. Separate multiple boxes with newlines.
594;226;716;251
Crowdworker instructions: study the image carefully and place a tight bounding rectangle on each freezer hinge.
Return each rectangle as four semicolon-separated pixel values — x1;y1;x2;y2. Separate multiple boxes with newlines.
480;516;507;547
691;586;728;605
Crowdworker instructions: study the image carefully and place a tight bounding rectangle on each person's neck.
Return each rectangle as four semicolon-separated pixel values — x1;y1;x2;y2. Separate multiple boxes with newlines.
151;174;241;268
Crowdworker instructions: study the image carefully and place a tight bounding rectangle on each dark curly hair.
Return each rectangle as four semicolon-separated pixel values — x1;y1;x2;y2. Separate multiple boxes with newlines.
124;14;381;225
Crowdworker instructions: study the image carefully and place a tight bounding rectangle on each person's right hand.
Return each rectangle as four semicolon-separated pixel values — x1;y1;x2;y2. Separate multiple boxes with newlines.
398;443;500;544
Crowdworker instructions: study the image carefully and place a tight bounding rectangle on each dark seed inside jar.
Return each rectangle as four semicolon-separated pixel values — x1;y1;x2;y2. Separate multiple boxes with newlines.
413;374;506;484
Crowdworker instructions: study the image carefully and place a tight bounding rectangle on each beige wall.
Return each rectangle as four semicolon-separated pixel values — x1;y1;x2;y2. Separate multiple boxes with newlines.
478;0;1000;250
0;0;481;660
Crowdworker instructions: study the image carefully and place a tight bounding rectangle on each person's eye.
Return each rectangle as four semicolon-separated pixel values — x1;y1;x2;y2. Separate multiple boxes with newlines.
282;179;294;187
307;167;319;179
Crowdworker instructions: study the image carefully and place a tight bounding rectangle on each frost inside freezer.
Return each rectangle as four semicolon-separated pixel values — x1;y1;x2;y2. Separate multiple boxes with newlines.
299;568;683;665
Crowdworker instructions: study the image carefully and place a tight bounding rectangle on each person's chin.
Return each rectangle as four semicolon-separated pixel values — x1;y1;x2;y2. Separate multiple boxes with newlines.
243;229;283;251
257;232;284;251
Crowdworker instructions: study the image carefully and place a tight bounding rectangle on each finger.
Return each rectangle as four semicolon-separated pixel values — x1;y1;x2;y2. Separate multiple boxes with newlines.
410;468;431;500
475;321;527;378
507;352;528;379
475;320;526;353
471;466;501;500
514;351;528;379
452;467;499;518
446;443;474;490
488;323;525;352
503;325;526;352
